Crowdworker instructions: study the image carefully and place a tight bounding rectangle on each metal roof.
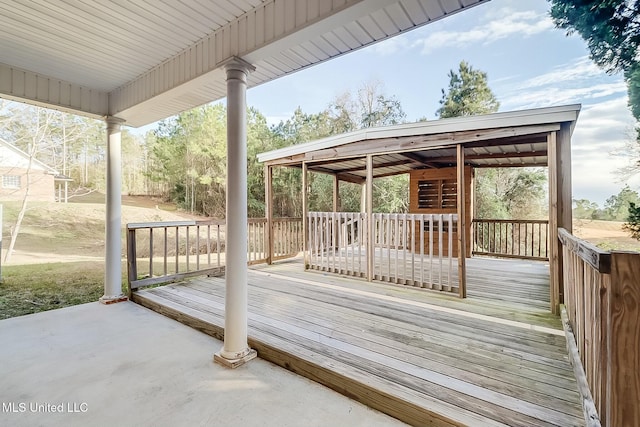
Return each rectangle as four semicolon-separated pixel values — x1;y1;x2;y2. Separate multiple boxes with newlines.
257;104;581;182
0;0;488;127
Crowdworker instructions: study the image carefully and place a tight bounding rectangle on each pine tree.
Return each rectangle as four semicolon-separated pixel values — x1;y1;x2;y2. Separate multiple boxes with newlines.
436;61;500;118
549;0;640;122
624;202;640;240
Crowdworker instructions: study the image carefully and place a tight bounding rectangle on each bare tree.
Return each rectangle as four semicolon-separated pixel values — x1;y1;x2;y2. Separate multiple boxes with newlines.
3;108;55;262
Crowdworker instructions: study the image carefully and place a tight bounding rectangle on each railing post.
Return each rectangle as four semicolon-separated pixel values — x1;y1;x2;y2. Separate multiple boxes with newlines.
456;144;467;298
606;251;640;427
365;155;374;282
265;165;273;265
302;162;309;268
126;227;137;298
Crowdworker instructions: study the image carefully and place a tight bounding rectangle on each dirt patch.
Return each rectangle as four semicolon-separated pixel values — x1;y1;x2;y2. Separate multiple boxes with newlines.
2;197;210;266
574;219;640;251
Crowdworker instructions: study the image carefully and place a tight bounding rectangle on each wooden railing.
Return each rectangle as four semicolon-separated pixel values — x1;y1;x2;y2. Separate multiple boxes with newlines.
127;220;226;291
247;218;268;265
473;219;549;260
307;212;366;277
127;217;303;290
307;212;458;293
127;219;268;291
558;228;639;427
271;217;303;261
373;213;458;292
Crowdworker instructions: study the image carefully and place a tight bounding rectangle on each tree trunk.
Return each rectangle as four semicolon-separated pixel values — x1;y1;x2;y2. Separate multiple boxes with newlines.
4;150;33;264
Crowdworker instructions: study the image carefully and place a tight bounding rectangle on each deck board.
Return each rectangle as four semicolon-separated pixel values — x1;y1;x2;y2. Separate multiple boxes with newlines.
133;258;584;427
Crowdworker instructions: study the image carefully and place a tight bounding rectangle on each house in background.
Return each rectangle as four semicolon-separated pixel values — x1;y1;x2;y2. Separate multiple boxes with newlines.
0;139;72;203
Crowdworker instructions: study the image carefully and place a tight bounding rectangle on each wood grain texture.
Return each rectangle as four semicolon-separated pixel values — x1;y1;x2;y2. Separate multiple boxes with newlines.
561;305;602;427
134;258;584;427
457;145;467;298
409;166;472;257
558;228;610;273
608;252;640;427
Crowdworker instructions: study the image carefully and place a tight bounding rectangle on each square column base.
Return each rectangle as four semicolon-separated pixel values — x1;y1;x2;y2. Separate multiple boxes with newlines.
99;295;129;305
214;349;257;369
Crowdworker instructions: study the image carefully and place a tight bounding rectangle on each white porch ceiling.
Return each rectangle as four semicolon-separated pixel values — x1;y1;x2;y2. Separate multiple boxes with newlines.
0;0;488;127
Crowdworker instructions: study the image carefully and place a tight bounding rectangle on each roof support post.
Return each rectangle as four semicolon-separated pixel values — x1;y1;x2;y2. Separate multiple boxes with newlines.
214;57;257;368
548;124;572;314
302;162;309;268
556;123;572;307
366;155;374;282
265;165;273;265
99;116;127;305
457;144;467;298
333;175;340;213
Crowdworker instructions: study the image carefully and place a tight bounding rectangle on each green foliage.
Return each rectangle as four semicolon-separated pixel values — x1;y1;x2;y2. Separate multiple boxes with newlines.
475;169;547;219
549;1;640;75
573;198;601;220
623;201;640;239
434;61;544;219
148;104;227;216
436;61;500;118
360;95;406;128
0;261;125;319
604;185;640;220
575;186;640;221
277;80;408;215
549;0;640;124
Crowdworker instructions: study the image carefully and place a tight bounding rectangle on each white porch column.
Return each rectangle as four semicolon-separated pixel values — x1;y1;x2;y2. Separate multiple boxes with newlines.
100;117;127;304
214;57;257;368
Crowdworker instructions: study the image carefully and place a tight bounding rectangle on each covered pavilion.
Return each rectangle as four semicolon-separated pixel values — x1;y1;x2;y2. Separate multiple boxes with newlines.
258;104;579;313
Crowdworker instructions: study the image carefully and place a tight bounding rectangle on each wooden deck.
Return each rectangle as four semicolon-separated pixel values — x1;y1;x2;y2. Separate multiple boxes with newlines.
132;257;584;427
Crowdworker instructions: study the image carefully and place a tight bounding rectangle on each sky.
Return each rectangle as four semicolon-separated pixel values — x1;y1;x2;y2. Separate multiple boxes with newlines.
239;0;639;206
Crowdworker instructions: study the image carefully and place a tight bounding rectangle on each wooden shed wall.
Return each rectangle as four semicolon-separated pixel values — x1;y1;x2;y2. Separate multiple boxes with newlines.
409;166;472;257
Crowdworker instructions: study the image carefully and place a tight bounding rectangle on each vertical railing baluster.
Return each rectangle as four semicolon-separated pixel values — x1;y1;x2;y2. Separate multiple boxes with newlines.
216;224;221;268
386;214;391;280
358;213;363;276
420;214;424;287
149;227;154;278
207;225;211;267
448;214;453;291
429;215;433;288
186;226;190;271
438;214;443;291
175;226;179;273
163;226;168;276
394;214;399;283
196;225;200;271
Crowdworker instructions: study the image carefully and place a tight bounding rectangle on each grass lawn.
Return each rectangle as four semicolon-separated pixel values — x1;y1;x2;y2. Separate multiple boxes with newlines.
0;261;127;319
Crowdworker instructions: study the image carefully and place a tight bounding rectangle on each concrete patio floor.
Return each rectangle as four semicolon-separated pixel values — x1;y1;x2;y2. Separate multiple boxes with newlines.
0;301;406;427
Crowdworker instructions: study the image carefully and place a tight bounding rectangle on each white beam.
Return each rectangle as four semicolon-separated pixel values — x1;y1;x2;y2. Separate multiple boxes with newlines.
0;63;108;118
214;57;257;369
109;0;396;126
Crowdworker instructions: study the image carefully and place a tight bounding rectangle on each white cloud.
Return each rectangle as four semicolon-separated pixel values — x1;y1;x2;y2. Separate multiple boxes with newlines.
516;57;603;90
498;56;628;110
500;81;628;110
370;35;410;56
412;10;553;54
570;97;638;204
